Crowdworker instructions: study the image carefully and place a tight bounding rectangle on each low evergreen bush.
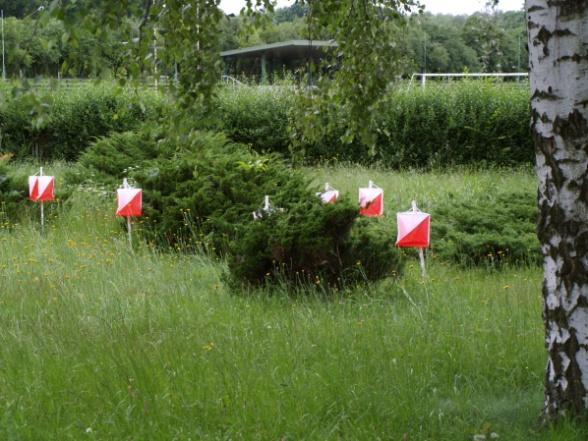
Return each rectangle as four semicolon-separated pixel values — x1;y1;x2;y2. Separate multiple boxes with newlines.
78;127;403;288
75;129;163;187
133;132;309;252
432;189;540;267
229;199;402;287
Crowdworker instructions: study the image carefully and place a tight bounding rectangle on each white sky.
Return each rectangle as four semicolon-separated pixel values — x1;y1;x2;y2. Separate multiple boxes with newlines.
220;0;525;16
420;0;524;14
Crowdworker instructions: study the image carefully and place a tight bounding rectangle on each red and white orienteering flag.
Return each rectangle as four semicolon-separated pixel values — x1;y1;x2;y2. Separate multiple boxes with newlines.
396;202;430;248
359;181;383;217
318;183;339;204
117;179;142;217
28;176;55;202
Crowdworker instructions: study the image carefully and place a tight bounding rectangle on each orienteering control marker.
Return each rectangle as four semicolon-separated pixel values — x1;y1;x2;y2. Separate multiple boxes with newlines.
318;183;339;204
396;200;431;277
359;180;383;217
117;178;142;247
253;195;272;220
29;167;55;234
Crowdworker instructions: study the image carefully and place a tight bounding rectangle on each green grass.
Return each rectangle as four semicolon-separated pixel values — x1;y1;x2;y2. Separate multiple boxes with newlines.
306;164;536;212
1;166;587;440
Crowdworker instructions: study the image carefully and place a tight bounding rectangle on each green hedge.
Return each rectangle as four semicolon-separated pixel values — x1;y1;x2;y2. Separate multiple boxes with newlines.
373;82;532;167
1;82;532;167
216;82;533;167
215;86;294;155
0;86;167;161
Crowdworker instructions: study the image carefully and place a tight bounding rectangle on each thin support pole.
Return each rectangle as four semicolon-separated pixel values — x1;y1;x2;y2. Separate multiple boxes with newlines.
153;27;158;88
39;167;44;234
1;10;5;80
127;216;133;249
263;195;270;212
40;202;45;235
418;248;426;278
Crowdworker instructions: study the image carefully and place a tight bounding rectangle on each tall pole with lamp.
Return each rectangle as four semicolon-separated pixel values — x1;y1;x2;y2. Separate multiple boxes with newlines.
1;9;5;80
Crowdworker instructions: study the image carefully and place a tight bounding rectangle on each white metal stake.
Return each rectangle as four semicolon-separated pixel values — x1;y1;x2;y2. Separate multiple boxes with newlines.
39;167;44;234
418;248;427;278
127;216;133;249
264;195;270;212
122;178;133;250
411;200;426;278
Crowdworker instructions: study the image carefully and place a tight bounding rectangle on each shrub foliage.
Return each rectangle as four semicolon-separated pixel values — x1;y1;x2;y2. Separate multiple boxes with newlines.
214;86;293;155
77;127;403;287
218;82;532;167
0;156;61;224
432;189;540;267
0;86;166;161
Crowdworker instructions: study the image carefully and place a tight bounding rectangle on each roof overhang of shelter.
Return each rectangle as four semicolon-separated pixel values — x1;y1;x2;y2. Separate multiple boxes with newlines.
220;39;338;59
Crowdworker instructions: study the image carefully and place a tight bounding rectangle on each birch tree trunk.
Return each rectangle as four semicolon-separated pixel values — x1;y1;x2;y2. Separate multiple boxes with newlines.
527;0;588;421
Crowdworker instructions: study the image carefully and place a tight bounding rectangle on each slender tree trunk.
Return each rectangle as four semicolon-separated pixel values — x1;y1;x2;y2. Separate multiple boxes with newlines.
527;0;588;422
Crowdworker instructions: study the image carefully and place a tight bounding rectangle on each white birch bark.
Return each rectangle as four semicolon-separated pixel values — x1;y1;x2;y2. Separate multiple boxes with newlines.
527;0;588;421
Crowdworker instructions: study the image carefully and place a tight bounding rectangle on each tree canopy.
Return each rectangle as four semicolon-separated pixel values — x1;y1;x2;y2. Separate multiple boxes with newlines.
0;0;45;18
1;3;526;80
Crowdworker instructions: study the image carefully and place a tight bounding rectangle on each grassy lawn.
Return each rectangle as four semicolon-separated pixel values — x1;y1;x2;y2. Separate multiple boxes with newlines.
306;165;536;213
1;166;586;440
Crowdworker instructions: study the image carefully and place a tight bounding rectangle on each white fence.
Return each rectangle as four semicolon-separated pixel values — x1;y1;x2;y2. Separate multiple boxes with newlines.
409;72;529;89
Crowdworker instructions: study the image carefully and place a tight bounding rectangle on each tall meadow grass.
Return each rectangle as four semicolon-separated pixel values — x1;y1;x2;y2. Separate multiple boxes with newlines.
1;167;586;440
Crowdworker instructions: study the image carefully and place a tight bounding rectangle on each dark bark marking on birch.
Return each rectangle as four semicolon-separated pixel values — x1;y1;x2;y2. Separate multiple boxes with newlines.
536;27;553;56
534;134;565;189
531;108;550;125
578;232;588;262
528;5;545;13
543;316;588;418
554;29;576;37
553;109;588;143
532;89;560;101
535;28;574;58
547;0;588;18
582;178;588;204
558;54;588;63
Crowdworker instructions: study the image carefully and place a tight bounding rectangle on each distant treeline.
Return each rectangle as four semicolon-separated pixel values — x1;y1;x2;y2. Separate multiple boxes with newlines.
0;0;143;79
0;16;132;78
222;6;527;75
0;2;526;79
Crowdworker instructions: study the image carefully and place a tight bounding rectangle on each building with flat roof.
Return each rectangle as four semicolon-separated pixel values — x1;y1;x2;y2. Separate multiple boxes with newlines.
221;39;337;83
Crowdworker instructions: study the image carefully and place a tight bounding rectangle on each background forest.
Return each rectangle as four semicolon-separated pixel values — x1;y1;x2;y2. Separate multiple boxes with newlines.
0;1;526;79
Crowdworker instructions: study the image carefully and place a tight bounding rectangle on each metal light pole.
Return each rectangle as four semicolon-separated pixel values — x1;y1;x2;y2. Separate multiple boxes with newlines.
1;9;6;80
153;27;158;88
